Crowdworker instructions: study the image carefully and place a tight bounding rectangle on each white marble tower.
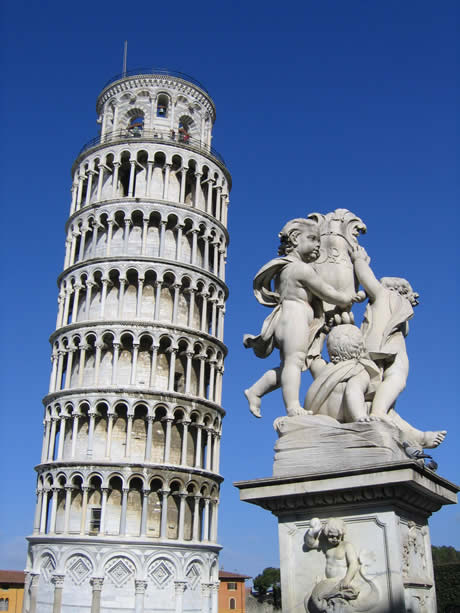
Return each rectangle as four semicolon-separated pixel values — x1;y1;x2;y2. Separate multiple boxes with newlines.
23;69;231;613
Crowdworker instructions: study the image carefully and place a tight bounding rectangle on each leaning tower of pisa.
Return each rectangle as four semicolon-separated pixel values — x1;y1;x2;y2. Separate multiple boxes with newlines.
23;69;231;613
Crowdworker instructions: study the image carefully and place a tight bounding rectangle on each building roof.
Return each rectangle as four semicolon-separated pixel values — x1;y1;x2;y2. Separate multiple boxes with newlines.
219;570;251;580
0;570;25;584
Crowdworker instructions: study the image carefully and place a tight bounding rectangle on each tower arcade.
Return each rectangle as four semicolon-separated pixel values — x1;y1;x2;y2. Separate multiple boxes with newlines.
23;69;231;613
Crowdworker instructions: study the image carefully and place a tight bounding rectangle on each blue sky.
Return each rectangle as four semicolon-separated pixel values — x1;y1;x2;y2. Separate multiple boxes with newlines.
1;0;458;579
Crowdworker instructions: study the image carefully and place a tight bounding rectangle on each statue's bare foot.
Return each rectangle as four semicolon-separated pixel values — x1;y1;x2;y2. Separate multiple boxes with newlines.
244;389;261;418
423;430;447;449
287;405;310;417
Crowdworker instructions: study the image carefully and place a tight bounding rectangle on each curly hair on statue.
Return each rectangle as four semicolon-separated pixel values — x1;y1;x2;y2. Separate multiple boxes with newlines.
277;218;319;256
326;324;364;364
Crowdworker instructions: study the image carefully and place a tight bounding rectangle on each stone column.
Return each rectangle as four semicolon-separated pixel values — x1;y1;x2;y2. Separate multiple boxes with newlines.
33;489;43;534
128;160;136;197
125;414;134;458
71;414;79;458
140;489;150;536
41;419;51;462
136;278;144;318
163;163;171;199
174;581;187;613
145;416;154;461
179;167;187;203
176;224;184;261
178;493;187;540
185;352;193;394
55;351;64;391
163;417;173;463
99;278;109;318
119;487;129;535
211;583;220;613
159;220;167;257
168;348;177;391
96;163;105;201
85;170;94;206
48;417;58;460
80;486;89;535
200;293;208;333
71;284;82;322
172;284;181;323
105;220;114;256
145;161;154;198
85;281;94;319
192;496;200;541
118;278;127;317
87;409;96;457
149;344;159;387
198;356;206;399
210;499;219;542
28;573;39;613
194;171;202;207
208;361;216;402
180;420;190;465
130;343;139;385
111;162;120;197
203;497;210;541
160;489;170;538
100;488;109;535
194;425;203;468
48;353;58;393
191;229;198;265
123;219;132;253
39;489;49;533
206;179;213;214
141;217;149;254
78;344;88;387
201;583;211;613
51;574;65;613
90;577;104;613
205;428;213;471
105;412;115;457
154;281;162;319
187;289;196;328
135;580;147;613
111;343;120;384
63;486;73;533
93;342;103;386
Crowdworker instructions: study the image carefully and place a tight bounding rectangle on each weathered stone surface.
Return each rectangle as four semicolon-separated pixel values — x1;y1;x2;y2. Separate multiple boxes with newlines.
273;414;407;477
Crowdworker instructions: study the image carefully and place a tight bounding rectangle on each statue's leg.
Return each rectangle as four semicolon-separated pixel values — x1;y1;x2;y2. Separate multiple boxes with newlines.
281;350;308;415
245;368;280;417
370;373;406;417
370;354;408;417
387;409;447;449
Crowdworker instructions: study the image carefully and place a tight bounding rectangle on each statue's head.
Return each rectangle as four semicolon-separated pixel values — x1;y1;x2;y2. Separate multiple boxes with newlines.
327;324;364;363
323;518;346;546
278;218;320;261
380;277;419;306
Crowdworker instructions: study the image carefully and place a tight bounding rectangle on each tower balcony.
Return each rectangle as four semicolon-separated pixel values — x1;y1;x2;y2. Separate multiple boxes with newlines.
77;129;226;168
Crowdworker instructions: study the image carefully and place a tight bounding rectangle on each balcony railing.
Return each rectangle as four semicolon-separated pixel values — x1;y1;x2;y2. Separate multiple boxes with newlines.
77;129;226;166
101;68;209;94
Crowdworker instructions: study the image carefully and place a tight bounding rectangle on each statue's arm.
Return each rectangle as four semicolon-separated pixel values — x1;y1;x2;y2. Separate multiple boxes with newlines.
305;518;322;549
302;266;352;307
352;257;381;302
342;543;360;587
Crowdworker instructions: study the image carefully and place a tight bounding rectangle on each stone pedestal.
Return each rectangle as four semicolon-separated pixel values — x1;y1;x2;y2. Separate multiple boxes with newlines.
236;462;458;613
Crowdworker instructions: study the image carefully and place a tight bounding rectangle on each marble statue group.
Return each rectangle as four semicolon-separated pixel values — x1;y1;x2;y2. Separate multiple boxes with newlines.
243;209;446;454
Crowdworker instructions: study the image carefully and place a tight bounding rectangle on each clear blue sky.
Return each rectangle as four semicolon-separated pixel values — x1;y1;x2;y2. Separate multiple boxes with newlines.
1;0;458;580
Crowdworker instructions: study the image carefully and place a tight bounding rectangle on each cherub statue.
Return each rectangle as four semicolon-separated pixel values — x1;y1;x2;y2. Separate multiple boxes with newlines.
305;324;380;423
304;518;379;613
352;248;447;447
243;218;356;418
